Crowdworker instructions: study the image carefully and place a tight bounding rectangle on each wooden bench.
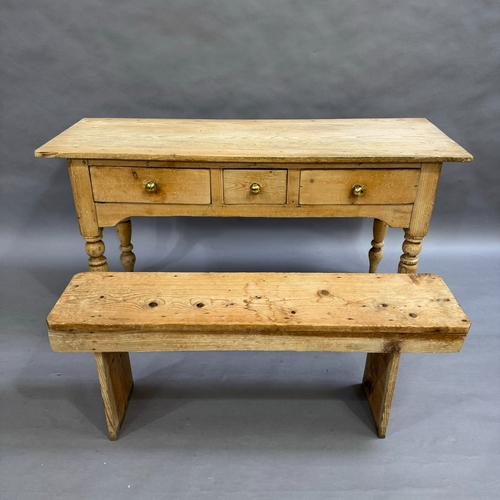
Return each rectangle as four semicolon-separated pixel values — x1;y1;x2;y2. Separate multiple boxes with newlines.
46;272;470;440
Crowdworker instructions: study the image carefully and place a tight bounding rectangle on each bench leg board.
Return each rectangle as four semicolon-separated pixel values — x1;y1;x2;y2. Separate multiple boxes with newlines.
94;352;134;440
91;350;400;439
362;352;401;438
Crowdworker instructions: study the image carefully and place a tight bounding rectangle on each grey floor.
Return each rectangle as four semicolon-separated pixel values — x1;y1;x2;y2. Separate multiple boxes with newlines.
1;218;499;499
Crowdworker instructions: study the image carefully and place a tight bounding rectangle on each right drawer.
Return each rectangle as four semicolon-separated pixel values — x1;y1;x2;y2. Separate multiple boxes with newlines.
299;169;420;205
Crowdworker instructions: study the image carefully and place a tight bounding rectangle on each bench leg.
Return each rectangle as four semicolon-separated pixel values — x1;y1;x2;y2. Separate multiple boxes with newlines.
94;352;134;440
362;352;401;438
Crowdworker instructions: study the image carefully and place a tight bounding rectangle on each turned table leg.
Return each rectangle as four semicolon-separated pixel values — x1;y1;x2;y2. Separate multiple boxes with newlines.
84;231;109;272
94;352;134;440
115;219;136;272
368;219;388;273
398;230;424;274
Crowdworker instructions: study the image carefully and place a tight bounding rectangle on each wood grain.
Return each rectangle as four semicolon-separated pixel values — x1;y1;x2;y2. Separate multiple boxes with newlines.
84;232;109;272
67;159;99;236
287;169;301;205
87;160;424;170
407;163;443;236
115;219;135;272
363;352;401;438
47;271;471;439
94;352;133;440
40;119;473;440
49;330;465;354
47;272;470;353
35;118;473;163
90;167;211;204
223;169;287;204
299;169;420;205
95;202;413;228
210;168;223;204
369;219;389;273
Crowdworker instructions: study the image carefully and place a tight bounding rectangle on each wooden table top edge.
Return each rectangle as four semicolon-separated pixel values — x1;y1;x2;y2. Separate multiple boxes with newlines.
34;152;474;163
34;117;474;163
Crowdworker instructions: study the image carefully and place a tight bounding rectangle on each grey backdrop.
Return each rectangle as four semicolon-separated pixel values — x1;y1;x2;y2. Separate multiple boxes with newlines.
1;1;499;499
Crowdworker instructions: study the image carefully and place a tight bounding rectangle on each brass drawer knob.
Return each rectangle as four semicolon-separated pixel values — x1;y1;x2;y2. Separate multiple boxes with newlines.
351;184;366;197
145;181;158;193
250;182;261;194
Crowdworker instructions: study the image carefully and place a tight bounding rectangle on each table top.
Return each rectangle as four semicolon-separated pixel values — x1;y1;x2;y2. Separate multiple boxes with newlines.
35;117;473;163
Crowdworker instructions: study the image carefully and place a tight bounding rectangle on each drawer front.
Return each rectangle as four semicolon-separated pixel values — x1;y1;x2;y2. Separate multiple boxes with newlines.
223;170;287;205
299;169;420;205
90;167;211;204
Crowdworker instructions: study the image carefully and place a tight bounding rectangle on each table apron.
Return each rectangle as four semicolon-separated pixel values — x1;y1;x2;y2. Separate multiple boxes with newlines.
95;202;413;227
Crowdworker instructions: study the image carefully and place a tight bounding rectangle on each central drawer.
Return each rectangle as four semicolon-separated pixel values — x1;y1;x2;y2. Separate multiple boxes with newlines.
223;170;287;205
90;167;211;204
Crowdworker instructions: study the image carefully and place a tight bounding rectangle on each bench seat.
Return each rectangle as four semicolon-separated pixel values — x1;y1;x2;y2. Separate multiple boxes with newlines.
47;272;470;439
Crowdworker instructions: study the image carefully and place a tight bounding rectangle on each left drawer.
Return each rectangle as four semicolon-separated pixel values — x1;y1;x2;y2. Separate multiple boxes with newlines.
90;167;211;204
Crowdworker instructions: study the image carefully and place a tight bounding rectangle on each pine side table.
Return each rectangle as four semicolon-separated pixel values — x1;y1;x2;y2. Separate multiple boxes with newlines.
35;118;472;275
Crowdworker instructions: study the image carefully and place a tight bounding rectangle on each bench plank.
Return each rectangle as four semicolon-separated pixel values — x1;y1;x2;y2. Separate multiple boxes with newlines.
47;272;469;354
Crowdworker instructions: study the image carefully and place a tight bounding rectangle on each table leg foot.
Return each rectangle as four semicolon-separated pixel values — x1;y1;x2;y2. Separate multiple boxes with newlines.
94;352;134;440
116;219;136;272
369;219;388;273
362;352;401;438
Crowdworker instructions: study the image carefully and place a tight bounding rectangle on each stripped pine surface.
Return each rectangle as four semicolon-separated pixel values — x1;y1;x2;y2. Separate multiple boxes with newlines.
90;166;211;204
299;169;420;205
223;169;287;205
47;272;470;353
94;203;413;228
35;118;473;163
